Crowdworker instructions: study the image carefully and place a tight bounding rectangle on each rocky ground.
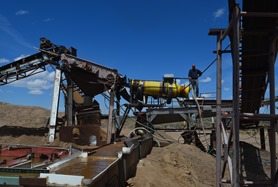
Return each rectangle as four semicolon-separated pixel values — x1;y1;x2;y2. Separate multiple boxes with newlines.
0;102;275;187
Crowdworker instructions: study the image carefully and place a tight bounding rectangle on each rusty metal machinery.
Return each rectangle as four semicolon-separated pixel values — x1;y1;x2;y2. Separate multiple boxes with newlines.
0;37;192;144
0;38;157;187
0;37;124;94
0;37;127;143
0;38;73;85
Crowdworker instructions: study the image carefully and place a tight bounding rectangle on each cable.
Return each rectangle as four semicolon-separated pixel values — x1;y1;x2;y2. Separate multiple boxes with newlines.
184;42;231;91
201;43;231;75
181;42;232;150
104;89;218;151
190;85;210;150
128;116;178;143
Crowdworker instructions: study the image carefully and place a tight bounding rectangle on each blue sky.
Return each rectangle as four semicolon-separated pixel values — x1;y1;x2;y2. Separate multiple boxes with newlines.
0;0;277;114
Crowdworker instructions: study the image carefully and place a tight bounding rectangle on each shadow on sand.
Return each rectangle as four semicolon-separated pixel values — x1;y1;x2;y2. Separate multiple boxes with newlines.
240;141;271;186
0;125;48;137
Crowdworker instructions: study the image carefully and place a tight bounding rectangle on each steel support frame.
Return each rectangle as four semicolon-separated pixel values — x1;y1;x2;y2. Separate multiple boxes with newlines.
116;105;131;137
210;2;278;186
48;68;62;143
209;3;241;186
239;9;278;187
146;108;192;123
210;29;236;187
216;30;223;187
107;90;115;144
231;4;241;187
66;78;73;126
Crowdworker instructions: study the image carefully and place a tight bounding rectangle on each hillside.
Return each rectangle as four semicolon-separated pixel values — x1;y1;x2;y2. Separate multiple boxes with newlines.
0;102;50;128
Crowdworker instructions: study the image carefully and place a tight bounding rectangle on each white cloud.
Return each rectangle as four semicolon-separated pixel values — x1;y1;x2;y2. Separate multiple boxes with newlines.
174;78;190;87
43;18;51;22
14;54;29;61
43;18;54;22
29;89;43;95
201;93;213;98
224;87;230;91
213;8;225;18
200;77;212;83
47;71;55;80
16;10;29;16
10;70;54;95
0;14;32;48
0;58;9;63
27;79;52;90
33;70;55;81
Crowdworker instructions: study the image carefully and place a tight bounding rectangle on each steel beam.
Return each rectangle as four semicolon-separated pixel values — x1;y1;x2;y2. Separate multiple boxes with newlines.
107;90;115;143
231;4;241;187
269;36;278;185
240;11;278;18
48;69;61;143
61;54;119;83
66;78;73;126
216;31;223;187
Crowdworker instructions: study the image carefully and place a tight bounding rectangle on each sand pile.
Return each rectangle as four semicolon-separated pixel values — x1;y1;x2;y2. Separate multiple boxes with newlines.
0;102;50;128
1;102;273;186
127;143;216;187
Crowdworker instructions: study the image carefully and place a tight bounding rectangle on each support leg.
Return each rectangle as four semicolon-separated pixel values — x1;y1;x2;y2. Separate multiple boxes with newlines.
48;69;61;143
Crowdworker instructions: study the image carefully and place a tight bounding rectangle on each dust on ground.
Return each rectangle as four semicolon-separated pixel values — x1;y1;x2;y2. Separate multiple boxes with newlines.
0;102;275;186
127;143;216;187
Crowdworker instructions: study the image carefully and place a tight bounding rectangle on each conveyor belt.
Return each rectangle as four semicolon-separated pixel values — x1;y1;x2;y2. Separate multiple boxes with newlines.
0;52;51;85
240;0;278;115
0;43;122;97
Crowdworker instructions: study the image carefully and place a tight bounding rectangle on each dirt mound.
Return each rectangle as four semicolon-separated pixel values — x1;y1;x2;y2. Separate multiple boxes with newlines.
0;102;66;146
0;102;50;128
0;102;275;186
127;143;216;187
0;125;47;136
0;102;217;186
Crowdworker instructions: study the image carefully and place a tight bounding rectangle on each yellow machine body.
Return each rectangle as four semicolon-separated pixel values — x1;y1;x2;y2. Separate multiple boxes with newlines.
130;79;190;100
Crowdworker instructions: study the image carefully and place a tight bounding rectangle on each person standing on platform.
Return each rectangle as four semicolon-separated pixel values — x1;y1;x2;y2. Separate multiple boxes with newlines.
188;64;202;97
